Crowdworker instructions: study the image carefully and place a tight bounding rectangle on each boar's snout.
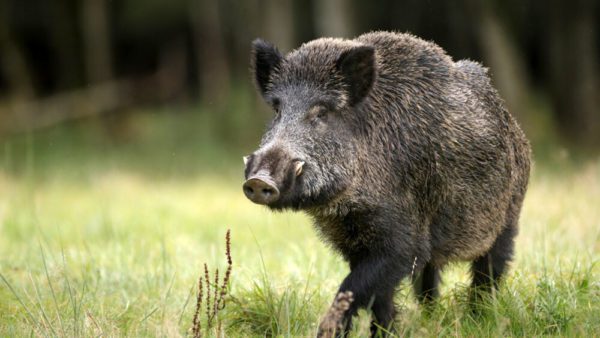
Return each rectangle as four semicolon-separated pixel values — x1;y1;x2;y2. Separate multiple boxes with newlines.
243;175;280;205
243;147;307;206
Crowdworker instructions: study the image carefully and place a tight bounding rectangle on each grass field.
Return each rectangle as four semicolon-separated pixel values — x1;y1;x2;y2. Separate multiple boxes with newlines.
1;110;599;337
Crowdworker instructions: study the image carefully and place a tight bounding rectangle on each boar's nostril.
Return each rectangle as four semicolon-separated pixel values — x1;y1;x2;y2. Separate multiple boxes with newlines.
243;177;280;205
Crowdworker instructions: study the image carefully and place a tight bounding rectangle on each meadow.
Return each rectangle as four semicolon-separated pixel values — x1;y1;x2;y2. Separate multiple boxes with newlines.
0;108;599;337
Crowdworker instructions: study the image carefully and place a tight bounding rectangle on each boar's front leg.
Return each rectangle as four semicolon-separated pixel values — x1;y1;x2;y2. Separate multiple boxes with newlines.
318;250;412;337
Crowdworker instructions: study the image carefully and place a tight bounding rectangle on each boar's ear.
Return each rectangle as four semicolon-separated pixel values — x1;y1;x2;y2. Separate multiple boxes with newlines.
336;45;375;106
251;38;283;96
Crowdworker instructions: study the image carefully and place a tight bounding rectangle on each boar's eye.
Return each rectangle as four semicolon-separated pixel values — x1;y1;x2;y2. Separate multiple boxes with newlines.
316;107;328;119
307;105;329;123
271;98;281;117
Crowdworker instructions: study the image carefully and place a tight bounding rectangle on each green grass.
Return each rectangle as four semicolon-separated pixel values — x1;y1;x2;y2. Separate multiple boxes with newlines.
0;109;599;337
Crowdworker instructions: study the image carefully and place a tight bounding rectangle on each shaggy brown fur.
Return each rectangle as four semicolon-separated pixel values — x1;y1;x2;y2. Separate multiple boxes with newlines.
244;31;531;336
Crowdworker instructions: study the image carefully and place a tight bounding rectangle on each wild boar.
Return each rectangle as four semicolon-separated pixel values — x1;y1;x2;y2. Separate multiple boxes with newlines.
243;31;531;336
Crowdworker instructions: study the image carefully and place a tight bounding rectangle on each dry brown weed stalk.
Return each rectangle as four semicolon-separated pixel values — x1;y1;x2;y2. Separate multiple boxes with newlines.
191;229;232;338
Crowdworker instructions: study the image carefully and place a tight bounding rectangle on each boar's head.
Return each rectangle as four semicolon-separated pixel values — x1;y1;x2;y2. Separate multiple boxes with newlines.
243;38;376;210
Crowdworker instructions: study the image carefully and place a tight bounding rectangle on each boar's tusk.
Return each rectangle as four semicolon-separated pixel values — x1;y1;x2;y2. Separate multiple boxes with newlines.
294;161;305;176
243;156;250;166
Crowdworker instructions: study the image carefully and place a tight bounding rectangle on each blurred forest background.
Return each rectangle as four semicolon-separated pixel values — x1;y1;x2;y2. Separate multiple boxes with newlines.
0;0;599;155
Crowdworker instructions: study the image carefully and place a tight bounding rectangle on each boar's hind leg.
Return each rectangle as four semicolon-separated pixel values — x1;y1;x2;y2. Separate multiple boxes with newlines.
413;262;440;305
335;253;410;337
470;217;518;301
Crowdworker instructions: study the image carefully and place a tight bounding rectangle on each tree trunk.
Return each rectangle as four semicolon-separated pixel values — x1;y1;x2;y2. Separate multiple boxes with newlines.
80;0;114;84
545;0;600;147
189;0;231;105
0;1;35;101
263;0;295;52
49;0;80;90
313;0;354;38
476;2;533;127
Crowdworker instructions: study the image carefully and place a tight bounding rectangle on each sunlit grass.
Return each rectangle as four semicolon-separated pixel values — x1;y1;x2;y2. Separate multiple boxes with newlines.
0;112;599;336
